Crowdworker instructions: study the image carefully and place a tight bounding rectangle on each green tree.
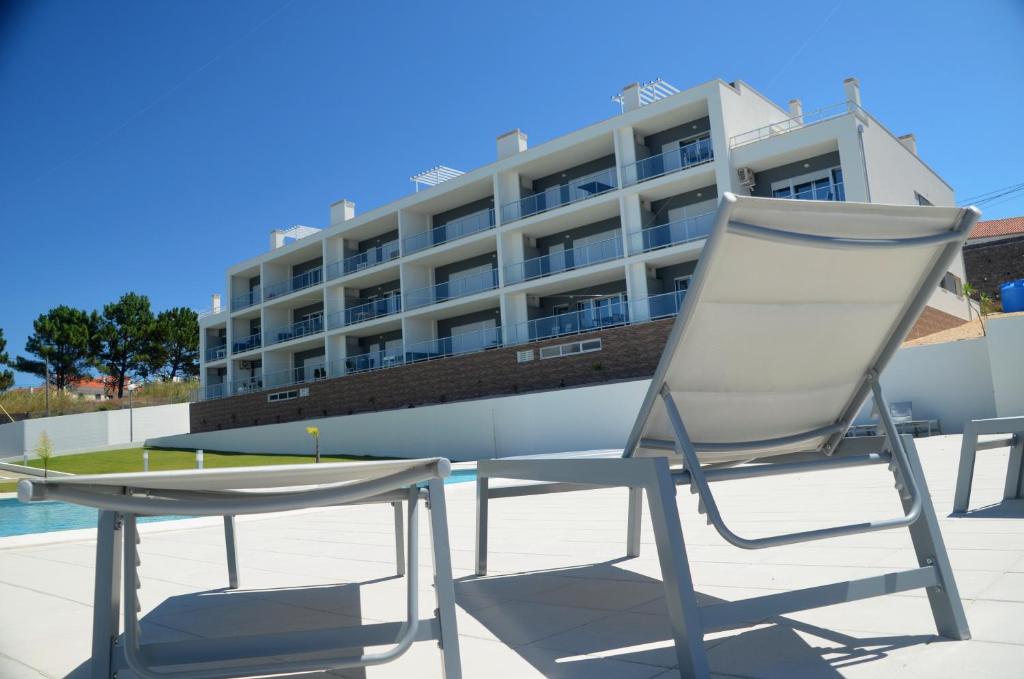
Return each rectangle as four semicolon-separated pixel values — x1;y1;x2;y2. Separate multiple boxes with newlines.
149;307;199;381
14;306;95;391
0;327;13;392
95;293;157;398
34;431;53;477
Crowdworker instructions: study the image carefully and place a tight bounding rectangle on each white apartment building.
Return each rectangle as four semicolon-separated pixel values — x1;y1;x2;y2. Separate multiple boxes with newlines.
196;77;971;402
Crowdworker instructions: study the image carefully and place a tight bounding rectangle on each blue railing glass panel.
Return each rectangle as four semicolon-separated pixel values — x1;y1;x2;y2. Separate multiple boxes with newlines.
630;212;715;254
326;241;400;279
500;167;617;223
405;268;499;309
623;136;713;185
404;208;495;254
505;234;623;285
264;268;323;300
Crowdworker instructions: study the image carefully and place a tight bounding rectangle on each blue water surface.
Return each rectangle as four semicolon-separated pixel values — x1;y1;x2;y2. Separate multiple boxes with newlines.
1;470;477;537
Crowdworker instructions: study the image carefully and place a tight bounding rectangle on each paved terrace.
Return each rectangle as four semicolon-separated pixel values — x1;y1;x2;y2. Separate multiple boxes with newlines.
2;435;1023;678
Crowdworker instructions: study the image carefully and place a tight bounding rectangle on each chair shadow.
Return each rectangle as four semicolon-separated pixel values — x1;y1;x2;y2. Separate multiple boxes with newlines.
65;575;405;679
950;498;1024;519
457;560;942;678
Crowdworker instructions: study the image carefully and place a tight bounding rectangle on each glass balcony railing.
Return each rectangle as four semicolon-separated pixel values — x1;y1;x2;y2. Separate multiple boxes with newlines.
266;315;324;346
327;294;402;329
505;299;630;345
501;167;618;223
505;234;624;285
191;382;228;401
404;208;496;254
405;325;502;363
405;268;499;309
231;288;261;311
622;136;713;185
231;332;262;354
629;212;715;255
326;241;401;280
204;344;228;363
330;349;406;377
644;290;688;320
263;268;323;301
263;363;328;389
775;180;845;202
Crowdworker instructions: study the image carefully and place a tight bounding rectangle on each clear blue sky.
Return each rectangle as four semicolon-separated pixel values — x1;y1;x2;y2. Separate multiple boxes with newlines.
2;0;1022;386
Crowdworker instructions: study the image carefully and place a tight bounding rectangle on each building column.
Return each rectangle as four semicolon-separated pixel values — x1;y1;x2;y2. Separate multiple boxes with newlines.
613;125;637;188
500;292;529;345
619;193;643;256
625;262;652;322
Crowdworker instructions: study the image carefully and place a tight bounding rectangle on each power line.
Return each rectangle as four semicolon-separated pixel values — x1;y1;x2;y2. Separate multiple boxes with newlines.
958;181;1024;207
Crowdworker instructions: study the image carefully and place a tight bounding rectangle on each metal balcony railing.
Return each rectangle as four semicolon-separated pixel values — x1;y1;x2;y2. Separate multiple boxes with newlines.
329;349;406;378
622;136;713;186
263;363;328;389
231;288;261;311
629;212;715;255
405;325;502;363
327;294;402;329
266;315;324;346
501;167;617;223
326;240;401;280
729;101;863;148
505;234;624;285
405;268;499;309
263;267;323;301
231;332;262;354
204;344;228;363
404;208;495;254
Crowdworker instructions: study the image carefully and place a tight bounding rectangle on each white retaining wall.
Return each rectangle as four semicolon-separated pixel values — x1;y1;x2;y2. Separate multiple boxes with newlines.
149;315;1024;460
0;403;191;459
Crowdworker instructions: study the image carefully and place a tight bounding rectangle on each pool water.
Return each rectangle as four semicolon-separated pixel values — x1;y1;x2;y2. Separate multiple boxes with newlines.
1;469;477;537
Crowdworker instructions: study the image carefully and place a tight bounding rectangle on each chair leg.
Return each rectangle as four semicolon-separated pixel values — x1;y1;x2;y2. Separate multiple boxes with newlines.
474;476;488;577
392;501;406;577
1002;436;1024;502
952;426;978;513
626;486;643;558
427;479;463;679
224;515;240;589
91;511;123;679
901;436;971;640
644;459;710;679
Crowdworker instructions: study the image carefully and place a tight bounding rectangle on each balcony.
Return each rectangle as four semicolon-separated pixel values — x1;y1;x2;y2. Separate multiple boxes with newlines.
405;325;501;362
405;268;499;310
505;235;624;285
192;382;228;401
774;179;845;202
231;289;261;311
266;315;324;346
326;241;400;280
263;363;327;389
629;212;715;255
501;168;617;223
204;344;228;363
328;295;402;329
263;268;323;301
404;208;495;254
505;291;686;345
231;332;262;354
622;136;713;186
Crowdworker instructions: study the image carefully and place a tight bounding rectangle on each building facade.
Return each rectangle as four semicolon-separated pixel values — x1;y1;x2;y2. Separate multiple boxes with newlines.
194;77;971;430
964;216;1024;307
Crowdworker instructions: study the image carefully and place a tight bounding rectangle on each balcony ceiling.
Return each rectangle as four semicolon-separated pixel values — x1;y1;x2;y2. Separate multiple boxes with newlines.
629;99;710;137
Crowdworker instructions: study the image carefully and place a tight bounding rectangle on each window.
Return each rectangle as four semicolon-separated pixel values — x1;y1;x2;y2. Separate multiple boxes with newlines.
674;276;692;294
915;192;933;206
940;272;963;296
772;167;844;202
539;339;603;359
268;390;299;403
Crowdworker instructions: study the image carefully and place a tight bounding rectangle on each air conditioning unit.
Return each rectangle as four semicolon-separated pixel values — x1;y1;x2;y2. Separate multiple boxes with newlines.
737;167;756;190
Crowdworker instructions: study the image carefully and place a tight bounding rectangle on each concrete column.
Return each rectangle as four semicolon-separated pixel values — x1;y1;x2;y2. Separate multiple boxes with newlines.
844;77;862;109
619;83;642;112
269;230;286;250
500;292;529;345
402;316;435;349
331;199;355;225
706;91;735;194
496;129;527;160
494;172;521;225
211;294;222;314
619;194;643;255
497;230;525;286
613;126;637;187
397;209;430;249
325;334;347;377
837;125;870;203
625;262;651;322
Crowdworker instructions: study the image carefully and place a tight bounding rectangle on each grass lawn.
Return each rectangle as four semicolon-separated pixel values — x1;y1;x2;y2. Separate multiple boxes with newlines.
0;448;360;492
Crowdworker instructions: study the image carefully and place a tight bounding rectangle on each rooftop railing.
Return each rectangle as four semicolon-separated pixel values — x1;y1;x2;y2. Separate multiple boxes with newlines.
729;101;862;148
405;268;499;310
231;288;261;311
204;344;228;363
327;294;402;329
263;267;323;301
197;306;225;319
266;315;324;346
505;234;624;285
404;208;496;254
501;167;617;223
326;240;400;280
629;212;715;255
622;136;713;186
231;332;262;354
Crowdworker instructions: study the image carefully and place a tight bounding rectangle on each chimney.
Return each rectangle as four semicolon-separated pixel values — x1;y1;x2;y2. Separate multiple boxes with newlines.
788;98;803;124
619;82;642;112
330;199;355;224
898;133;917;155
270;229;286;250
211;293;222;313
843;77;861;108
496;129;527;160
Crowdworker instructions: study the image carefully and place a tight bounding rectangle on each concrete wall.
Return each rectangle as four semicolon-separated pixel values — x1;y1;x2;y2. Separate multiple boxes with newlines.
987;313;1024;417
0;403;191;459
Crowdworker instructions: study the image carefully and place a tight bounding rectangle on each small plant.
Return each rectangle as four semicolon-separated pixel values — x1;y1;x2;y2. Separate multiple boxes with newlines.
306;426;321;463
34;431;53;477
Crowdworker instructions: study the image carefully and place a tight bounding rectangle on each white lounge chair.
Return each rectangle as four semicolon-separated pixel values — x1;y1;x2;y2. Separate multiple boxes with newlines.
18;458;462;679
474;193;979;678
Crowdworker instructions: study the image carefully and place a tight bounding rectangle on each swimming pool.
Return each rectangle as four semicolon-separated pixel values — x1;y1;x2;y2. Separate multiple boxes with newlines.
1;469;477;537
